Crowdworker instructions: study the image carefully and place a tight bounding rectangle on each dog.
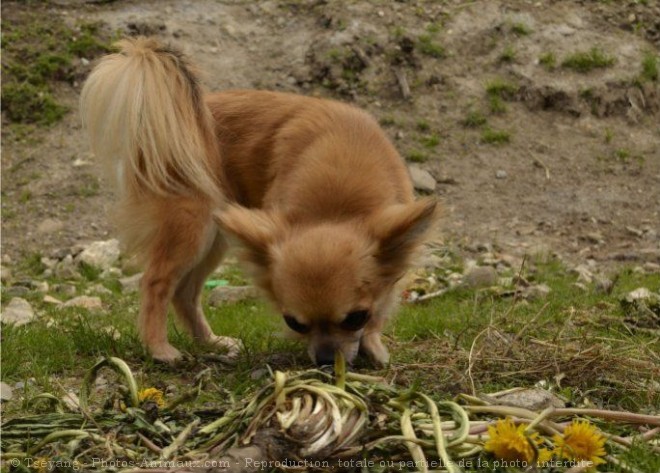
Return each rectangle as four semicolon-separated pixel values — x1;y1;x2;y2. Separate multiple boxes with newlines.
80;37;438;366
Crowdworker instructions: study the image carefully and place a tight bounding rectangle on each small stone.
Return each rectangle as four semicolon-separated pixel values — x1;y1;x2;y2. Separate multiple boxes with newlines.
583;232;604;245
62;391;81;412
524;283;552;300
43;295;63;305
119;273;143;293
77;239;121;270
1;298;35;326
208;286;259;306
1;381;14;401
62;296;103;311
594;276;614;294
494;388;565;410
88;284;113;296
464;266;498;289
408;165;437;192
495;170;507;179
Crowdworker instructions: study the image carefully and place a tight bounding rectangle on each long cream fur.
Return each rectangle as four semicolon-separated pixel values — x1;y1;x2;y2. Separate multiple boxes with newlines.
80;37;220;201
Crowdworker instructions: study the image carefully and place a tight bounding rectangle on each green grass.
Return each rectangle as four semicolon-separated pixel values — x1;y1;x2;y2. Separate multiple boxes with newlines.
499;45;516;63
2;256;659;471
562;47;616;73
406;149;430;163
481;127;511;144
640;52;659;82
461;110;488;128
419;133;441;148
1;10;111;125
511;22;532;36
417;33;445;59
539;51;557;70
485;78;519;98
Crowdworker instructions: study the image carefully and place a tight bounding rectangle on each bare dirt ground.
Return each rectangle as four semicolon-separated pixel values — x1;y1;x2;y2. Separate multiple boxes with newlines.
2;0;659;273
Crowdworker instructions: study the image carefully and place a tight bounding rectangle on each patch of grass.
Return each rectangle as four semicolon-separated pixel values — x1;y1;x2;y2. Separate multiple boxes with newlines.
498;45;516;63
417;34;445;59
511;22;532;36
416;119;431;132
481;127;511;144
604;128;614;144
562;47;616;73
419;133;441;149
539;51;557;70
488;95;507;114
485;78;519;98
640;52;659;82
461;110;488;128
1;10;111;125
407;149;430;163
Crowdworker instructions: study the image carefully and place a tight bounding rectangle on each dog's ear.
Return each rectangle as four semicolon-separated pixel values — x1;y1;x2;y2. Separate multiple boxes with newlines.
214;205;285;267
372;198;439;281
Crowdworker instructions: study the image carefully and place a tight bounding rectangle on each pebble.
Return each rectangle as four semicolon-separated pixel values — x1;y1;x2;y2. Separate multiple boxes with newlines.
464;266;498;289
43;295;63;305
77;239;120;270
495;170;507;179
493;388;565;410
408;165;437;192
62;296;103;311
1;298;35;326
0;382;13;402
524;283;552;300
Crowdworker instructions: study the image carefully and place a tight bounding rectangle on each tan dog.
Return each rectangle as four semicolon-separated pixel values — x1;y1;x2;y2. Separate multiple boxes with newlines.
81;38;438;366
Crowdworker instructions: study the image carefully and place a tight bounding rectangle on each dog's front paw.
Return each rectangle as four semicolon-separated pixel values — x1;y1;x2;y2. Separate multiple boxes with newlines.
205;335;243;359
150;343;183;364
360;333;390;367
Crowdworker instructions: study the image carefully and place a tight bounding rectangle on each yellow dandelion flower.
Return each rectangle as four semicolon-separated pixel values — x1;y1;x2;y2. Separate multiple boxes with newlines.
553;420;606;467
138;387;165;408
484;417;547;463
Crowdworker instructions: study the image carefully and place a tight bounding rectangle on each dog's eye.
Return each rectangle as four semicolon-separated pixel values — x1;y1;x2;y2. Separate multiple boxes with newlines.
340;310;370;331
283;315;310;334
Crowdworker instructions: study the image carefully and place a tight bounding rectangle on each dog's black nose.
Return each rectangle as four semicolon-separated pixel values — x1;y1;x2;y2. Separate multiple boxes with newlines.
314;345;335;366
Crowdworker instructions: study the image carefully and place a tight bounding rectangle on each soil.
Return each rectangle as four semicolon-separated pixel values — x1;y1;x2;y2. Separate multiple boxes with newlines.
2;0;660;272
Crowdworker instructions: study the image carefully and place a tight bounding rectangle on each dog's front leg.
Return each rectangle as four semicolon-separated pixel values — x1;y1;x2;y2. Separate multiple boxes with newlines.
360;331;390;367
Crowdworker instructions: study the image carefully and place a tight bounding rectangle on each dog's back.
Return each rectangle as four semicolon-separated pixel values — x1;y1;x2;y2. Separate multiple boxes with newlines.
207;90;415;222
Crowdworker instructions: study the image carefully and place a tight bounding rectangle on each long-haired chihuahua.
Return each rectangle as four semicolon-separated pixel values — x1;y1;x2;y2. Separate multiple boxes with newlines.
80;37;439;366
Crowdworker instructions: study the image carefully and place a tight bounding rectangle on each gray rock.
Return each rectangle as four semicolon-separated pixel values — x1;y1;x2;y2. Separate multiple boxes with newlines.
62;296;103;311
494;388;565;410
208;286;259;306
0;381;13;401
464;266;498;289
54;255;81;280
495;169;507;179
77;239;121;270
43;295;63;305
524;283;552;300
119;273;143;293
408;165;437;192
1;298;35;326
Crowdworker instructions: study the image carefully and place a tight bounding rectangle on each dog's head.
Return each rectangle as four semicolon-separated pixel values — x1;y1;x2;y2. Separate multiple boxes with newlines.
215;198;437;366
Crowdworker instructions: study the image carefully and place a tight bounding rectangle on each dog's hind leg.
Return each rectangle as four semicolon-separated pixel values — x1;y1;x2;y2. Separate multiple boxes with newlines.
137;201;217;363
172;233;243;358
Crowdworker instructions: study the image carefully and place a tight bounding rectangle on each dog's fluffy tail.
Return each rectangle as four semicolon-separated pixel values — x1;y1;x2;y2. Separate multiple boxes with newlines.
80;37;221;201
